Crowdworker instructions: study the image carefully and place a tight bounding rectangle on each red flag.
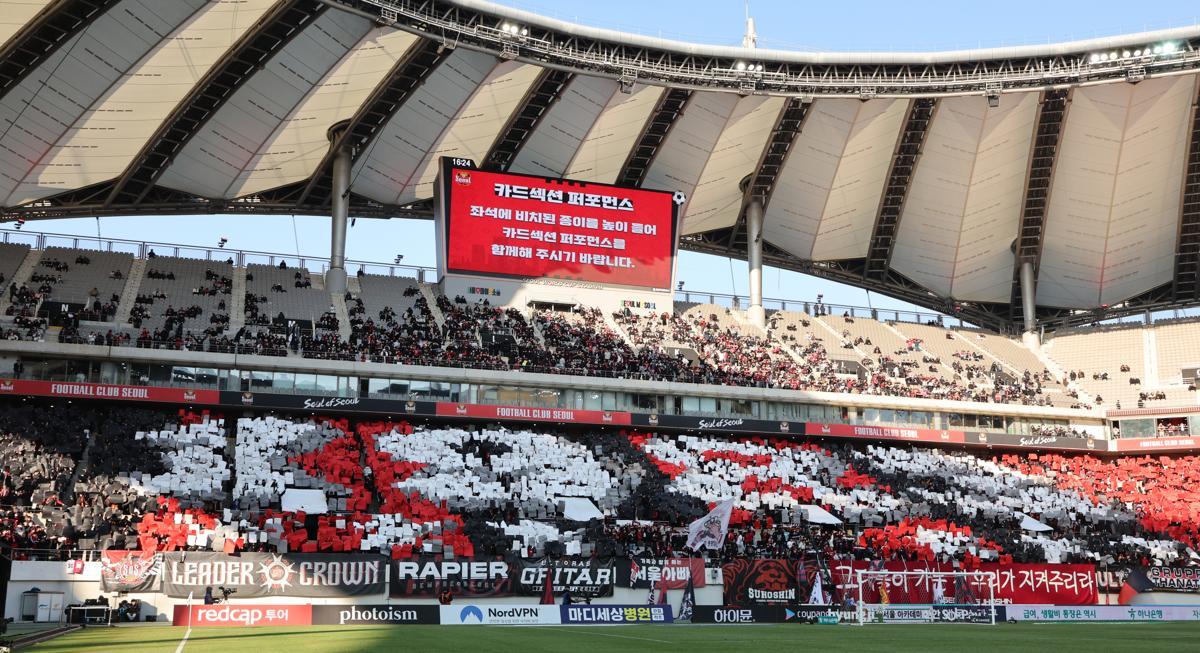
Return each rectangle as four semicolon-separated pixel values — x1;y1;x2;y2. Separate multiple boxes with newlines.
540;560;555;605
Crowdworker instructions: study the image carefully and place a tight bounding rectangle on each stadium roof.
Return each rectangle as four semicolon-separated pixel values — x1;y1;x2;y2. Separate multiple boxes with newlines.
3;0;1200;330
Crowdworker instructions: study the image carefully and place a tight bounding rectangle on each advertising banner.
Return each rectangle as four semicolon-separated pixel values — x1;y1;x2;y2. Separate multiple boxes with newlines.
692;605;785;624
435;402;630;426
99;550;160;593
862;605;996;624
173;604;312;627
722;559;805;606
1009;605;1200;622
631;413;801;435
221;391;433;416
390;557;513;598
514;558;615;598
784;605;855;623
560;605;673;624
439;159;679;290
0;379;218;405
441;605;561;626
963;431;1101;452
831;561;1098;605
311;605;440;626
619;557;706;590
162;552;387;598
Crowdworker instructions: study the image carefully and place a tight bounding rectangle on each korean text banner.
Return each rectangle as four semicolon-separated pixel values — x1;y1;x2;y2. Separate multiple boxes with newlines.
619;557;707;590
441;161;678;289
515;557;615;598
830;561;1098;605
161;552;386;598
390;557;513;598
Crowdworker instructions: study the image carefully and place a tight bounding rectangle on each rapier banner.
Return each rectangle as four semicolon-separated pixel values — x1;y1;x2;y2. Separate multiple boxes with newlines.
161;552;386;598
390;557;513;598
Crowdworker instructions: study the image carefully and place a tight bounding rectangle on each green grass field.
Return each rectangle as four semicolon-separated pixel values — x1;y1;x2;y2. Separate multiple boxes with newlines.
23;622;1200;653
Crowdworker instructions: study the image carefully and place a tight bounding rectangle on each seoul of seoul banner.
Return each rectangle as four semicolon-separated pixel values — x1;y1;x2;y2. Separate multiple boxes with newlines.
438;158;681;290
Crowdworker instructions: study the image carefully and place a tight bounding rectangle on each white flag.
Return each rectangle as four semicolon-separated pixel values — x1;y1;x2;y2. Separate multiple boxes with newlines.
686;499;735;551
808;572;825;605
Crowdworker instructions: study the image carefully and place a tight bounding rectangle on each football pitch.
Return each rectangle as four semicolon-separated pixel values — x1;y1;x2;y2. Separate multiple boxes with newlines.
24;622;1200;653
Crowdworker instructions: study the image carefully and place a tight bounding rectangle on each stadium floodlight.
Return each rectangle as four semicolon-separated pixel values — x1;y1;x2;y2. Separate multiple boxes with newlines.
736;61;747;71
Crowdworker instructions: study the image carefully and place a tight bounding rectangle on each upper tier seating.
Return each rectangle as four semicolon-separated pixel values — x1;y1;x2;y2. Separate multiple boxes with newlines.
36;247;133;321
17;246;1200;410
244;263;330;327
131;256;232;338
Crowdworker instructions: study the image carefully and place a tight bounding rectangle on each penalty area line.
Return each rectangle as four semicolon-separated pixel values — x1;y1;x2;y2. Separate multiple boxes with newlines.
538;626;673;643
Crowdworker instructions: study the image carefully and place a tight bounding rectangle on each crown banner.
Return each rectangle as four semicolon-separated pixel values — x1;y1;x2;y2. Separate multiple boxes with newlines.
161;552;387;598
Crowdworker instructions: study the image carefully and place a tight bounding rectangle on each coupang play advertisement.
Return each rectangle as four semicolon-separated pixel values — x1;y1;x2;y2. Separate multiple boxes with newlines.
438;158;681;290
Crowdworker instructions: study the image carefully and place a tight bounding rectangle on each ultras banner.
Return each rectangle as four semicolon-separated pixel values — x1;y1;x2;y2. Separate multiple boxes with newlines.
161;552;387;598
1119;567;1200;604
618;557;706;589
722;559;805;605
514;557;615;598
830;561;1098;605
390;557;513;598
99;550;161;593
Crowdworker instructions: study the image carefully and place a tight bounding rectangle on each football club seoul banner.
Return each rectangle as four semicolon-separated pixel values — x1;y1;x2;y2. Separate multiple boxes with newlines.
162;552;386;598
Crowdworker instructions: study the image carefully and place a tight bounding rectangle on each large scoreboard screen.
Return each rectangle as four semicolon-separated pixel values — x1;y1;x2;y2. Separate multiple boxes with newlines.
437;158;680;290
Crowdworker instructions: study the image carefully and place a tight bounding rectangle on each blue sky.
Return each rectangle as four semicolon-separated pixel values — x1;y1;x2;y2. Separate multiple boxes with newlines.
17;0;1200;317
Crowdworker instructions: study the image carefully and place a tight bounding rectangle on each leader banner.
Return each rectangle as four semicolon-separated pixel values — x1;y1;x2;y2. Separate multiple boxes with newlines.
515;557;615;598
390;557;513;598
162;552;387;598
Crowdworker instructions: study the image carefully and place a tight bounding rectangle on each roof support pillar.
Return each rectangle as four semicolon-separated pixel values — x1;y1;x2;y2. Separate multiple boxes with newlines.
326;127;351;296
745;194;765;329
1020;259;1037;339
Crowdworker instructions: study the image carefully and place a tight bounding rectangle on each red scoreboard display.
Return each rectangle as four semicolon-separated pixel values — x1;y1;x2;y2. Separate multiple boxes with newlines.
437;158;680;290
